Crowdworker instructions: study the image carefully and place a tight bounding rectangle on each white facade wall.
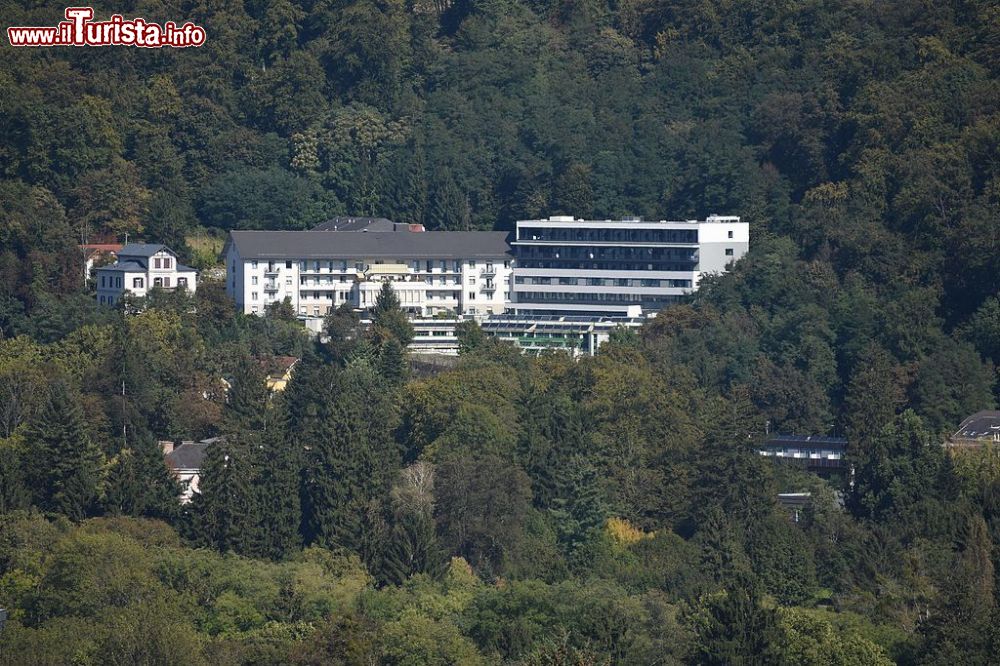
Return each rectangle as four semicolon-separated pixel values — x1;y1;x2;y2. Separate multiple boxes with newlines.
226;246;512;318
97;248;197;306
510;215;748;317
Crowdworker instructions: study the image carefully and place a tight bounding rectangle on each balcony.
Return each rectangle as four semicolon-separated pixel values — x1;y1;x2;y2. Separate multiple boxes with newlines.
263;283;279;292
264;268;280;277
480;267;496;277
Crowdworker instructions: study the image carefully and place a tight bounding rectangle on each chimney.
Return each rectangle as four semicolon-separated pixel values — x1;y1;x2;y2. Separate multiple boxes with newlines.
159;440;174;455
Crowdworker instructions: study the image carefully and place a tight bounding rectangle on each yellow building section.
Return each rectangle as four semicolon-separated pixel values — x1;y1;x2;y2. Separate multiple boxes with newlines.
261;356;299;392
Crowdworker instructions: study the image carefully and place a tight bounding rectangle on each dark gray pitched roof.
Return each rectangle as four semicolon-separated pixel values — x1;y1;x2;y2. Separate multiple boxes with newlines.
165;442;210;470
952;411;1000;440
227;230;513;260
118;243;168;257
97;260;147;273
312;217;396;232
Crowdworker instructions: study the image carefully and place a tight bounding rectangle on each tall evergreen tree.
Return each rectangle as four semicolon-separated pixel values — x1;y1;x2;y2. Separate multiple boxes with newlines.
918;512;999;665
843;342;904;457
24;379;103;520
301;361;399;554
225;355;270;433
256;397;303;560
381;462;445;584
188;434;262;556
377;337;409;385
103;430;181;520
689;576;785;666
370;281;414;346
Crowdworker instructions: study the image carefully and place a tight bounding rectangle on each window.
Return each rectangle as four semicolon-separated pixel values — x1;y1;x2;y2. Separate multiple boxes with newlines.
468;291;475;300
252;276;258;285
164;258;171;269
154;277;163;287
425;261;433;271
252;260;258;269
252;292;259;301
99;296;104;304
178;277;188;288
154;258;161;269
251;306;258;314
468;277;475;285
314;261;320;271
286;278;292;286
116;277;122;288
725;248;734;256
100;276;106;288
133;277;144;288
727;230;734;239
163;277;170;287
286;261;293;269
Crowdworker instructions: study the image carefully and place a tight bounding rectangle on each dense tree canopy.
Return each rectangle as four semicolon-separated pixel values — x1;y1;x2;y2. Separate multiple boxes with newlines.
1;0;999;662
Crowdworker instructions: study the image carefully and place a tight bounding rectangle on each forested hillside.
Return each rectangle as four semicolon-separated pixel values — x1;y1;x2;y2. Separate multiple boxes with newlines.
1;0;1000;663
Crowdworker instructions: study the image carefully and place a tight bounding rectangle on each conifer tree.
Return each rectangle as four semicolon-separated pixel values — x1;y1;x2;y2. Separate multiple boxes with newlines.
301;361;399;552
256;397;302;560
378;337;409;385
104;429;180;520
381;462;445;584
24;379;104;520
189;434;262;556
689;576;785;666
918;512;999;664
371;281;414;346
226;356;270;433
0;438;29;513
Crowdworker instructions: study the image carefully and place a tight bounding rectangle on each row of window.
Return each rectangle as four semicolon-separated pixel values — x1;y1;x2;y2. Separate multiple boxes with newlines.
248;290;472;302
515;246;698;262
514;277;692;288
249;260;509;272
516;291;677;304
518;227;699;244
100;275;188;289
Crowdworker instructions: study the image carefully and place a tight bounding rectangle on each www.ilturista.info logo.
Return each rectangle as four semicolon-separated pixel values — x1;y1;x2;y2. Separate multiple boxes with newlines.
7;7;206;47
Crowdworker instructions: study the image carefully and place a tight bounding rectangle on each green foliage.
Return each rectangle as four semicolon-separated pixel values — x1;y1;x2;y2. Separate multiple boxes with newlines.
1;0;1000;660
23;379;104;521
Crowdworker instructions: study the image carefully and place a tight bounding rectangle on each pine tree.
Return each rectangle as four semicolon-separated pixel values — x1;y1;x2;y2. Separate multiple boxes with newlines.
843;342;903;459
690;575;785;666
189;434;262;556
104;430;180;520
0;438;29;513
256;402;303;560
226;356;270;433
377;337;409;385
24;379;104;520
381;462;445;584
301;361;399;553
382;508;444;584
324;302;364;364
548;454;608;559
371;281;414;345
919;512;999;664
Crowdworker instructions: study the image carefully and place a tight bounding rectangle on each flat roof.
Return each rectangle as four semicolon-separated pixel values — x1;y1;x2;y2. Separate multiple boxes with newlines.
226;230;513;260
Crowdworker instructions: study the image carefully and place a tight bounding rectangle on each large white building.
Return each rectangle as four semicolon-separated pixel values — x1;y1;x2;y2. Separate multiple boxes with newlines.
509;215;748;317
222;227;513;317
96;243;197;306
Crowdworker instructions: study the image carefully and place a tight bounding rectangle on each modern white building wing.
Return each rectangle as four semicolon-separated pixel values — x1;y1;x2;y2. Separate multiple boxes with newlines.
510;215;748;317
